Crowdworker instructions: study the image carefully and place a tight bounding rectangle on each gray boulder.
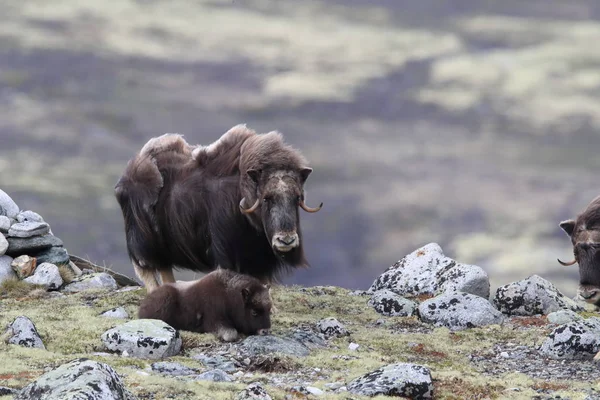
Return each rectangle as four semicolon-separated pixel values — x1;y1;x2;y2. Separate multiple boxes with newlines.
240;335;310;357
493;275;582;316
192;353;238;372
6;235;63;257
63;273;118;292
0;189;19;219
0;387;17;396
100;307;129;319
11;255;37;279
101;319;181;359
24;263;63;290
0;233;7;256
539;318;600;359
6;316;45;349
287;328;327;349
31;246;69;265
316;317;348;339
418;291;505;331
235;383;272;400
16;210;44;223
347;363;433;399
195;369;232;382
15;358;135;400
0;215;12;233
0;255;16;284
435;262;490;298
8;221;50;238
368;290;418;317
151;361;198;376
547;310;583;325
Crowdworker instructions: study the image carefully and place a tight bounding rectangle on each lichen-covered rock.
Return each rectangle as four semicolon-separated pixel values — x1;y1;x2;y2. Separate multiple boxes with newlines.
240;335;310;357
0;255;16;285
63;272;118;292
493;275;582;316
316;317;349;339
0;216;12;233
195;369;232;382
287;328;327;349
16;210;44;223
6;234;63;257
368;290;418;317
0;233;7;256
31;246;70;265
101;319;182;359
347;363;433;399
8;221;50;238
435;262;490;299
547;310;583;325
15;359;135;400
0;189;19;219
11;255;37;279
0;386;17;396
23;262;63;290
6;316;45;349
539;318;600;359
235;383;272;400
191;353;239;372
100;307;129;319
151;361;198;376
418;291;505;330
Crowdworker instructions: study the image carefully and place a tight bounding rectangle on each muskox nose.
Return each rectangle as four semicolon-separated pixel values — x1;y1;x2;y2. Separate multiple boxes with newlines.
257;328;271;336
273;233;298;250
278;236;296;246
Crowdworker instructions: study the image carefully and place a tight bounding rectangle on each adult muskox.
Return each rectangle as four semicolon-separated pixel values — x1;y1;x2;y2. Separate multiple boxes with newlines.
559;195;600;305
114;125;322;292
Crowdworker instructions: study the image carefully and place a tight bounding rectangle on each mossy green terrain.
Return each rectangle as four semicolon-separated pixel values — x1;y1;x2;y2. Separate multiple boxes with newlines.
1;284;598;399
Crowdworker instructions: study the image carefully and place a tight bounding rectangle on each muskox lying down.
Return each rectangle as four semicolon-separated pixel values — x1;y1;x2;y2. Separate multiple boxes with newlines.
114;125;322;293
559;195;600;305
138;269;272;341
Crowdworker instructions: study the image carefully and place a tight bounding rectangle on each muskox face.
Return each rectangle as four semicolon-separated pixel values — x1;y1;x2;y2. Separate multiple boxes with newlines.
559;216;600;305
241;285;272;335
239;167;322;256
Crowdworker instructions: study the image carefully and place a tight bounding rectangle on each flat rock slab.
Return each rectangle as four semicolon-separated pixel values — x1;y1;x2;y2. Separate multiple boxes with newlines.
31;246;69;265
6;316;45;349
286;329;327;349
102;319;182;359
235;383;273;400
195;369;232;382
24;262;63;290
0;255;16;284
62;272;118;292
8;221;50;238
539;318;600;359
368;289;418;317
0;189;19;219
418;291;505;331
15;358;135;400
547;310;583;325
493;275;582;316
316;317;349;339
100;307;129;319
240;335;310;357
6;235;63;257
347;363;433;399
192;353;239;372
0;216;12;233
151;361;198;376
16;210;44;223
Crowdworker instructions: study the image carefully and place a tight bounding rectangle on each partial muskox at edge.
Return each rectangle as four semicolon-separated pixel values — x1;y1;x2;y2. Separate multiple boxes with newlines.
138;269;272;341
559;195;600;306
114;124;323;294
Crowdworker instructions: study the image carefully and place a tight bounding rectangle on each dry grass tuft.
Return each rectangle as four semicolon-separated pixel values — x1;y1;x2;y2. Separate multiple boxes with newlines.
0;279;42;299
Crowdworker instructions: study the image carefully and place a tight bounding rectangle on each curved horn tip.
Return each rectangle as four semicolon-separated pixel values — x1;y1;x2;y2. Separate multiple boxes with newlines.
300;201;323;213
239;197;260;214
557;258;577;266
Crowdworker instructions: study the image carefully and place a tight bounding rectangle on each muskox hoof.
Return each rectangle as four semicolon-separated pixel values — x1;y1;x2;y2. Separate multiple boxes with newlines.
217;327;239;342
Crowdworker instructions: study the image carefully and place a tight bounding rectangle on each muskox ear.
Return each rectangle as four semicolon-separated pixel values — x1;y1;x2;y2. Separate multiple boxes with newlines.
299;168;313;183
559;219;576;237
247;169;261;184
241;288;250;303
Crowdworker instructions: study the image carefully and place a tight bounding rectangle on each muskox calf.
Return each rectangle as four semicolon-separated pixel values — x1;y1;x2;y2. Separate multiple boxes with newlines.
559;195;600;305
138;269;272;341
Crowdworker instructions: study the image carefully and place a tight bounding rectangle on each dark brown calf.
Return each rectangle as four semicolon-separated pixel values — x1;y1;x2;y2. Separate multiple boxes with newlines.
138;269;272;341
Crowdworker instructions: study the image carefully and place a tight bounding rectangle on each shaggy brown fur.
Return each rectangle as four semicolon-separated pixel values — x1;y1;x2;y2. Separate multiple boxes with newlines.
138;269;272;341
114;125;322;292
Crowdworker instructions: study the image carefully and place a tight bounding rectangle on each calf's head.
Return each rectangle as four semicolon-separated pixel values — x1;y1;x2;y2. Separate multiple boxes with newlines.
238;283;273;336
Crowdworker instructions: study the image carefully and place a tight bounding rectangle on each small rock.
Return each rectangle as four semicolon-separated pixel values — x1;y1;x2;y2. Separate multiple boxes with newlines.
195;369;232;382
192;353;238;372
240;335;310;357
287;328;327;349
31;246;69;265
23;262;63;290
6;235;63;257
63;273;118;292
8;221;50;238
0;216;11;233
493;275;582;316
368;289;418;317
235;382;272;400
324;382;344;390
0;255;16;284
348;343;359;351
0;233;7;256
0;189;19;219
151;361;198;376
316;318;348;339
418;291;505;331
101;319;182;359
15;359;135;400
539;318;600;359
101;307;129;319
0;386;17;396
435;262;490;299
6;316;45;349
547;310;583;325
306;386;324;396
16;210;44;223
347;362;433;399
11;255;37;279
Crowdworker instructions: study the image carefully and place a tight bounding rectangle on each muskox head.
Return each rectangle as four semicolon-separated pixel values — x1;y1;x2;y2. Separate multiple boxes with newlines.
240;283;273;336
239;167;322;257
559;199;600;304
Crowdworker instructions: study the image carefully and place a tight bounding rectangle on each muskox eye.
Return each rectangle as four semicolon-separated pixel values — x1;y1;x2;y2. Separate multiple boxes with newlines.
251;310;259;317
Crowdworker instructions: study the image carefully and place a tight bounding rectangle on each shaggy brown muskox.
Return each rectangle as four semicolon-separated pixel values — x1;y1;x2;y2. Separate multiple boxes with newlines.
114;125;322;292
138;269;272;341
559;195;600;305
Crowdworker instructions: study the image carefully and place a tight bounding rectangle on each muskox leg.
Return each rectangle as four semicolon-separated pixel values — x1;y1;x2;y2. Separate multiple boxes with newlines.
133;262;160;293
159;268;176;285
216;326;239;342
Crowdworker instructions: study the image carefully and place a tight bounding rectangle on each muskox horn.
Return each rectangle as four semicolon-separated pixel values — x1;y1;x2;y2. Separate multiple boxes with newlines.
239;197;260;214
300;199;323;213
557;258;577;266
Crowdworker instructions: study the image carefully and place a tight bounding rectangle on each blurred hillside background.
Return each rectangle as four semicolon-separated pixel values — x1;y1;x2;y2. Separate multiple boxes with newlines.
1;0;599;296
